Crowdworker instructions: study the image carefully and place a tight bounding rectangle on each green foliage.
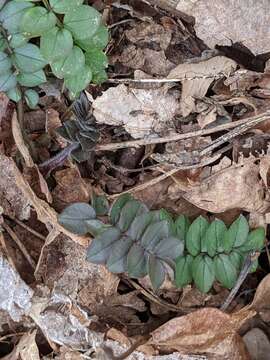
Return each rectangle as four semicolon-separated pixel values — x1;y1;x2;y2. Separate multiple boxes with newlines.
58;194;265;292
0;0;109;106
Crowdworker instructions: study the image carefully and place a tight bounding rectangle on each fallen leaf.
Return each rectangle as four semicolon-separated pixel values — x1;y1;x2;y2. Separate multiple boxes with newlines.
93;84;180;138
176;0;270;55
52;167;91;212
169;158;270;213
167;56;237;116
243;328;270;360
3;330;40;360
0;154;31;220
46;108;62;134
149;307;255;359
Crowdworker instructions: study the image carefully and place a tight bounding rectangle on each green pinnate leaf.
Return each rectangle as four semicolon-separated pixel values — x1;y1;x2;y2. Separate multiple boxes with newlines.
192;254;215;293
224;215;249;252
87;227;121;264
0;52;11;74
64;5;101;40
0;1;33;34
201;218;226;256
127;243;148;278
174;214;190;241
76;25;109;51
20;6;57;37
49;0;83;14
13;44;47;73
148;255;165;290
85;219;108;237
229;251;244;271
106;236;133;273
0;72;17;92
214;254;238;289
58;202;96;234
65;65;92;98
40;27;73;62
127;212;160;241
17;69;46;86
239;227;265;252
109;194;133;225
24;89;39;109
175;254;193;288
186;216;209;256
153;237;184;260
91;194;109;216
141;220;170;249
117;200;148;232
51;46;85;79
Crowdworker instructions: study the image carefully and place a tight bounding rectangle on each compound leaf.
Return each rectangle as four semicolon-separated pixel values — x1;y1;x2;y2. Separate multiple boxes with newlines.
186;216;209;256
153;236;184;260
229;251;244;271
20;6;56;37
40;27;73;62
0;72;17;92
76;25;109;51
192;254;215;293
175;254;193;288
58;202;96;234
9;33;28;48
0;1;33;34
202;218;226;256
87;226;121;264
148;255;165;290
117;200;148;232
224;215;249;252
65;65;92;98
13;44;47;73
127;243;147;278
127;212;160;241
141;220;170;249
106;236;133;273
239;227;265;252
0;52;11;74
109;194;133;225
91;194;109;216
174;214;190;241
24;89;39;109
17;69;46;86
49;0;83;14
214;254;238;289
64;5;101;40
51;46;85;78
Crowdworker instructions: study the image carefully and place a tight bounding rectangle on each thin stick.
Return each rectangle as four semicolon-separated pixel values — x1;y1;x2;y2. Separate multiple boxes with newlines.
220;251;259;311
96;110;270;152
2;222;36;270
7;216;46;242
0;231;17;269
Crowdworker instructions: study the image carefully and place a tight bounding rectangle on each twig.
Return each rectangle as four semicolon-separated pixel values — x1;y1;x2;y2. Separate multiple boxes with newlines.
0;231;17;269
220;251;259;311
96;110;270;152
2;222;36;270
6;215;46;243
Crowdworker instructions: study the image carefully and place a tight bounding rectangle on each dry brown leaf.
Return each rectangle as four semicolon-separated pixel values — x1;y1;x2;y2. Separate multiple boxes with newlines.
0;154;31;220
169;158;270;213
251;274;270;312
149;307;255;359
176;0;270;55
259;156;270;188
2;330;40;360
52;167;91;212
167;56;237;116
93;84;180;138
116;45;175;76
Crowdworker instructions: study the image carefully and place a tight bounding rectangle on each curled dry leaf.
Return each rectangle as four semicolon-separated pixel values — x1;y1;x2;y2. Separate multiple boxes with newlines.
243;328;270;360
169;158;270;213
2;330;40;360
93;84;180;139
149;307;255;359
167;56;237;117
176;0;270;55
